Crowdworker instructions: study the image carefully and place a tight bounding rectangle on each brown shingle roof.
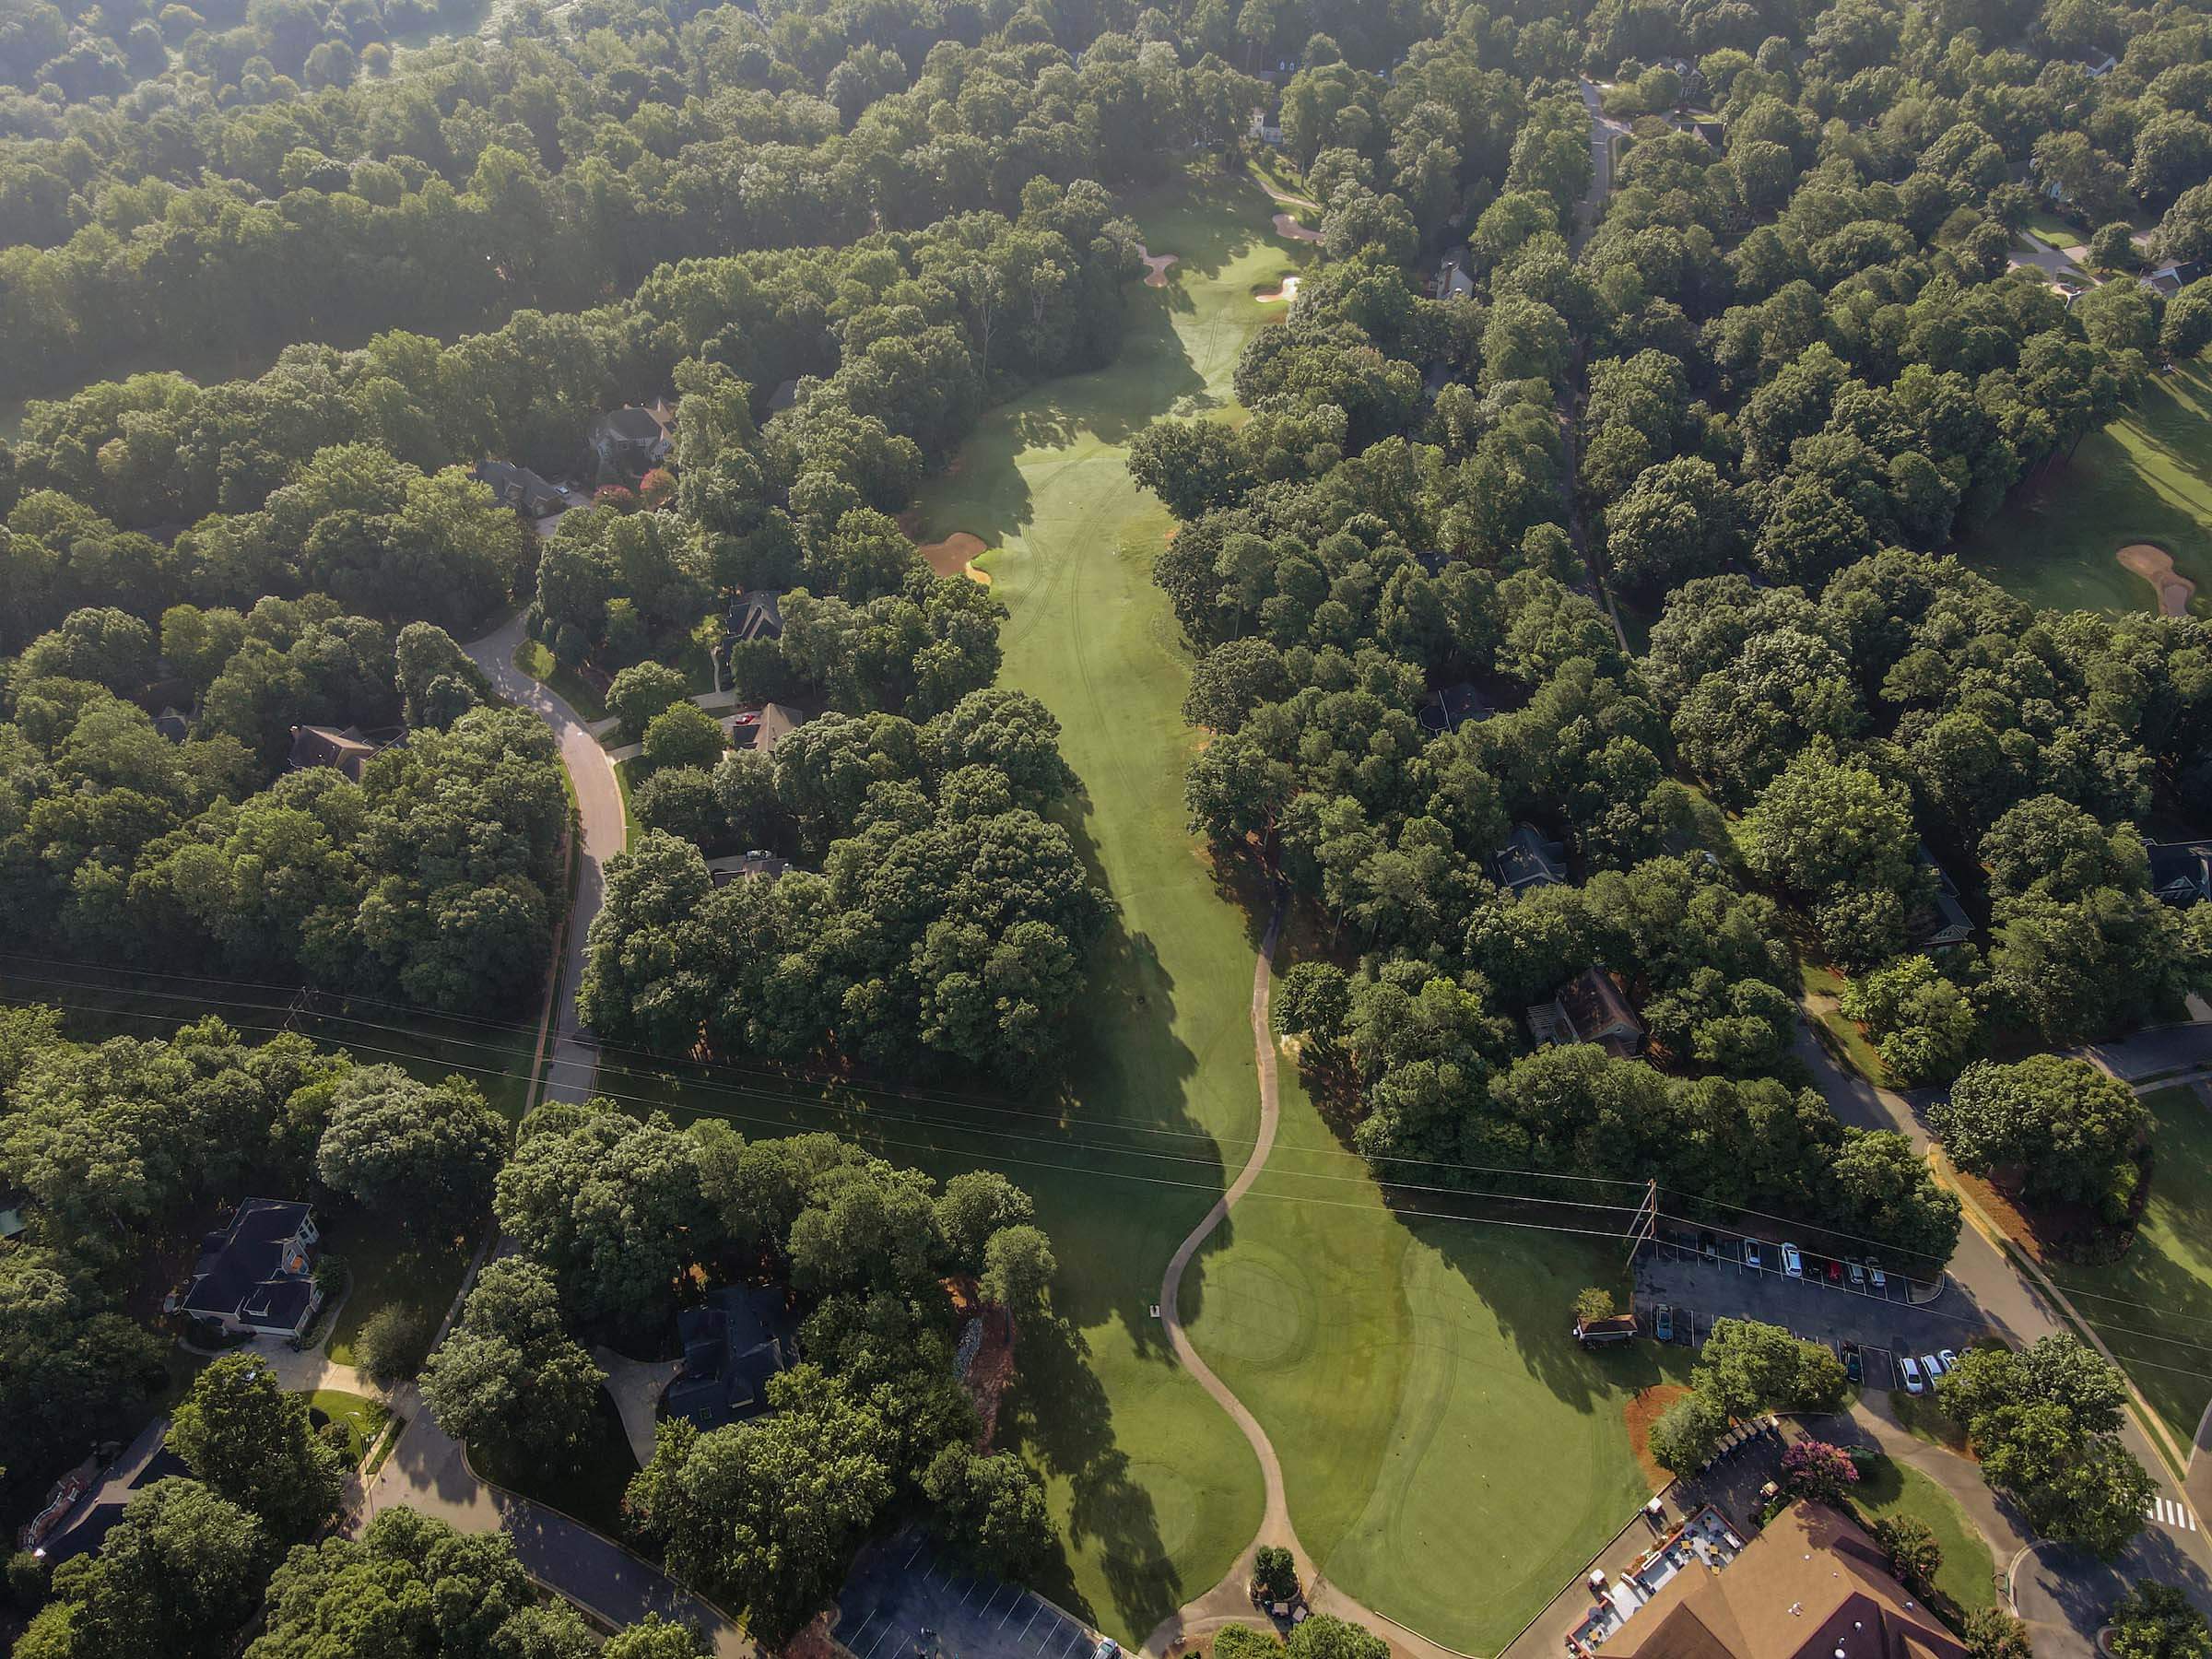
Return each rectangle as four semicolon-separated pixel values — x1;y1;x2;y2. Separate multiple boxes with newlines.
1609;1503;1966;1659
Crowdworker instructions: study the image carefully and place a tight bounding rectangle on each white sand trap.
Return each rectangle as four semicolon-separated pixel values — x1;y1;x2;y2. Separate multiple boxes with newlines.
2119;542;2194;615
1272;211;1322;243
914;530;994;585
1255;274;1301;304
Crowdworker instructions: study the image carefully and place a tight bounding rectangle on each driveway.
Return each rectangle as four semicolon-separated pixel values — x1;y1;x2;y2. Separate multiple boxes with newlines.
463;609;629;1107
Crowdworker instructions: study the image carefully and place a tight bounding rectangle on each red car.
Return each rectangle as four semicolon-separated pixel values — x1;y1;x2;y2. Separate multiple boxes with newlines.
1827;1258;1843;1282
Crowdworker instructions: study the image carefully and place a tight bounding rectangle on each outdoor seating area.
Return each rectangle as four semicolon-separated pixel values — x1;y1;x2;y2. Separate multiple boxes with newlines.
1570;1504;1745;1653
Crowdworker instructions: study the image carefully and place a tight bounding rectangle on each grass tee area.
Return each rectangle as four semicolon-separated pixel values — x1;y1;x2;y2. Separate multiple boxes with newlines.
1956;360;2212;613
2047;1083;2212;1449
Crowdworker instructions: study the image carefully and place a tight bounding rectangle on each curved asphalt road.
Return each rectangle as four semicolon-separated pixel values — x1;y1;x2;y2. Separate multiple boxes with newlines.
354;614;748;1652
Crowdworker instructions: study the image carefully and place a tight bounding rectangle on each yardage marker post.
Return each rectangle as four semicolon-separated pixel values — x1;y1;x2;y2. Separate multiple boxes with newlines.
1624;1179;1658;1272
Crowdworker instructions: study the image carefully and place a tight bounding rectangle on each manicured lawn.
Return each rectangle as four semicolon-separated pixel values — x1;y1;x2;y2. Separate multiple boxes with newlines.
2047;1084;2212;1448
1955;359;2212;613
514;637;611;722
1800;962;1893;1087
473;1387;637;1535
325;1226;476;1369
1886;1389;1972;1457
307;1388;391;1465
1852;1455;1998;1620
2021;209;2083;251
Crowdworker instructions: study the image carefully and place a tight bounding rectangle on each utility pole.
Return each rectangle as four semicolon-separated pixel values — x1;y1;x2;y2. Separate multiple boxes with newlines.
1624;1179;1659;1271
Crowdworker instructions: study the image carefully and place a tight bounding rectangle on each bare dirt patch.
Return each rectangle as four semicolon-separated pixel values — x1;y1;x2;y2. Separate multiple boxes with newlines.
1138;246;1180;287
1255;275;1301;305
914;529;993;585
1272;211;1322;243
2118;542;2194;615
1626;1383;1693;1491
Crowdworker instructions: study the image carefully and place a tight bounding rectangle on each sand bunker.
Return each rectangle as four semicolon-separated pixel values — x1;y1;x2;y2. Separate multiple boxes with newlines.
1272;211;1322;243
915;530;994;585
1138;246;1180;287
1255;274;1301;305
2119;542;2194;615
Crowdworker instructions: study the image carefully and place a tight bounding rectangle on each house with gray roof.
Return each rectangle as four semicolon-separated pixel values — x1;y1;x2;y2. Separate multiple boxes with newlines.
665;1286;797;1430
1493;823;1568;891
173;1199;323;1339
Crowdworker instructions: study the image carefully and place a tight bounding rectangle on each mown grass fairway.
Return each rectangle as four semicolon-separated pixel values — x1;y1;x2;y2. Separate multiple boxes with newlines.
1956;359;2212;612
2049;1083;2212;1447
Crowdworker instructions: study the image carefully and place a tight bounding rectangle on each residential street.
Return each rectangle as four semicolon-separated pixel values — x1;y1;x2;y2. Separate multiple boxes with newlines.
463;608;629;1106
340;613;744;1652
1791;1004;2212;1638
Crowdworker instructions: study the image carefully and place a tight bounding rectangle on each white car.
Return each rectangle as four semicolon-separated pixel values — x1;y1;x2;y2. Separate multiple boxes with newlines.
1781;1242;1804;1278
1937;1348;1958;1372
1921;1352;1946;1380
1744;1241;1762;1271
1867;1261;1887;1288
1847;1261;1866;1288
1900;1355;1925;1394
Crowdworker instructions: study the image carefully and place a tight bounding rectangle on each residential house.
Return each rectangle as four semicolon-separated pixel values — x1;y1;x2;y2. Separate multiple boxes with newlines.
1528;967;1645;1059
729;701;809;754
1418;681;1493;735
1595;1500;1968;1659
174;1199;323;1340
1912;847;1974;947
473;459;568;517
2080;50;2118;76
288;724;378;783
2147;841;2212;906
23;1418;189;1564
1248;105;1284;146
152;707;190;743
730;589;785;643
1493;823;1569;891
703;851;792;888
664;1286;797;1430
2142;260;2206;301
588;405;675;482
1437;247;1476;300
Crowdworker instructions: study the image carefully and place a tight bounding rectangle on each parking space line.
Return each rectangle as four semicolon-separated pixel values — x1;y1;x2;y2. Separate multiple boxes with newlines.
856;1618;892;1659
1035;1616;1067;1653
998;1592;1026;1628
904;1538;929;1570
1060;1622;1090;1657
1016;1601;1045;1637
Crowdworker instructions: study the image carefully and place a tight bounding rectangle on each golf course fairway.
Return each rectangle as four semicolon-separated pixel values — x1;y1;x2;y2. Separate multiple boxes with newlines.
906;167;1671;1652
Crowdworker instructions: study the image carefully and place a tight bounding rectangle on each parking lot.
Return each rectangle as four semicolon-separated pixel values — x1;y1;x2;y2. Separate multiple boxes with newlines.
837;1533;1104;1659
1635;1230;1994;1398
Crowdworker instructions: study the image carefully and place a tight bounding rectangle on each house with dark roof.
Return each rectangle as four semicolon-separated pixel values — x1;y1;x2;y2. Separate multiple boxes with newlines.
664;1286;797;1430
1494;823;1569;891
2142;260;2206;301
1594;1500;1966;1659
23;1418;189;1564
173;1199;323;1339
703;851;792;888
730;589;785;643
153;707;191;743
288;724;378;783
589;405;675;481
2147;841;2212;906
473;459;569;517
1418;681;1493;735
1529;967;1645;1059
729;702;809;754
1911;847;1973;947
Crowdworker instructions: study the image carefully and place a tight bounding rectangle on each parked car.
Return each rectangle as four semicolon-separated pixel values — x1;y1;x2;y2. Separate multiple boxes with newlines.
1921;1352;1946;1380
1827;1258;1843;1282
1900;1355;1924;1394
1096;1641;1120;1659
1847;1261;1866;1288
1743;1241;1762;1271
1654;1304;1675;1342
1841;1341;1863;1384
1700;1231;1719;1261
1866;1259;1886;1288
1781;1242;1804;1277
1937;1348;1958;1372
